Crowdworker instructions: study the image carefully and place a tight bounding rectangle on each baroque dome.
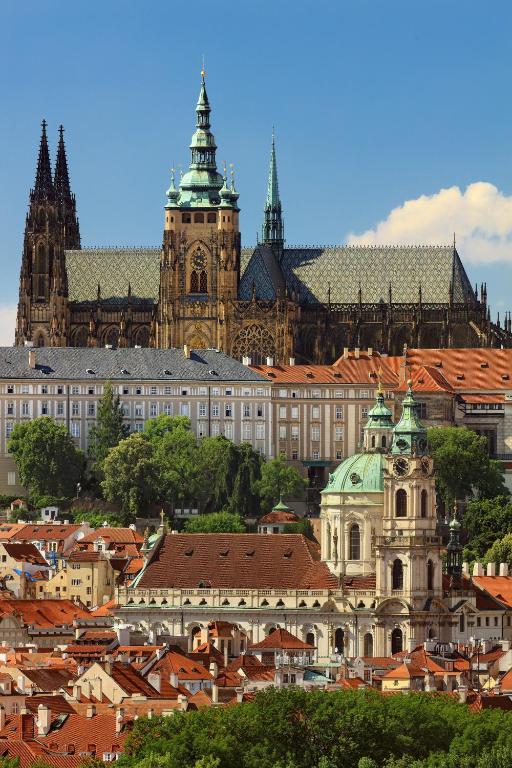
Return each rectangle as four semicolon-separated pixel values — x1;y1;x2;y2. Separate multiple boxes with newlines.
322;452;386;494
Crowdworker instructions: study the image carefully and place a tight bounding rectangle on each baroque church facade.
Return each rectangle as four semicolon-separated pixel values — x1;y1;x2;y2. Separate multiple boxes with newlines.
15;74;512;362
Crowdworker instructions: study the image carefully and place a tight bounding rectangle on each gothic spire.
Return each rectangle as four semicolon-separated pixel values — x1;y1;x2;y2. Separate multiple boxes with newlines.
33;120;54;199
262;129;284;248
54;125;71;202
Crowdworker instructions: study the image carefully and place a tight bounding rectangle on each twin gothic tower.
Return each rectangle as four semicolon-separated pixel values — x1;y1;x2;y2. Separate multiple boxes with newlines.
15;74;507;359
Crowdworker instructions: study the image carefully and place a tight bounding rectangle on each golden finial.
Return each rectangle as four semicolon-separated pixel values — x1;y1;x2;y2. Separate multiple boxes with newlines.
201;54;206;81
376;365;384;395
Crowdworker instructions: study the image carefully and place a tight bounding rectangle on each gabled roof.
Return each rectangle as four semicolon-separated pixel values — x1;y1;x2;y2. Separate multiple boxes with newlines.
107;662;160;697
9;525;83;542
0;599;91;628
151;649;212;681
250;628;315;651
134;533;337;590
80;528;143;545
20;668;77;692
472;576;512;609
2;544;48;566
383;662;426;679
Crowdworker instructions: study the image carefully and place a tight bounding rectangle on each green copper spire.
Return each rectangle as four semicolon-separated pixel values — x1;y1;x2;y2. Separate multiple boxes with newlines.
365;383;394;431
178;71;226;208
391;380;428;456
262;129;284;248
446;503;463;578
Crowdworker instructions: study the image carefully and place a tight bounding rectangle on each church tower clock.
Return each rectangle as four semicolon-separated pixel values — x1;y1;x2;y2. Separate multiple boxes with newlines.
156;70;240;350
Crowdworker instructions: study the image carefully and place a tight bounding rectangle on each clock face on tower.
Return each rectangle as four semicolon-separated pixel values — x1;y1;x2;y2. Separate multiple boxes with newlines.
392;457;410;477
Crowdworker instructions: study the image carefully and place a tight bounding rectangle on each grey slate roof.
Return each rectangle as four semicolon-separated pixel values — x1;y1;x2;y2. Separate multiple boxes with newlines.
0;348;267;382
65;245;475;306
65;248;160;303
239;245;475;304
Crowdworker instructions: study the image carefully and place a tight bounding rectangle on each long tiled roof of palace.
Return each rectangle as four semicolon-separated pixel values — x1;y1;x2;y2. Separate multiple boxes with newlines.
65;244;475;305
0;347;267;382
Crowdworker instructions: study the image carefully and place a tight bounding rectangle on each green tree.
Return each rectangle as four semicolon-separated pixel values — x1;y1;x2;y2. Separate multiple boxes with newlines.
228;442;262;517
463;496;512;560
484;533;512;570
102;434;159;521
185;510;245;533
196;436;240;513
8;417;84;498
428;427;508;509
146;416;200;510
257;455;307;510
71;509;123;528
88;381;129;477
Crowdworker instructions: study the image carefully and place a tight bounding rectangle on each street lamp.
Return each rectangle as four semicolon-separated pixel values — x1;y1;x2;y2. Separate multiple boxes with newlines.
76;482;81;500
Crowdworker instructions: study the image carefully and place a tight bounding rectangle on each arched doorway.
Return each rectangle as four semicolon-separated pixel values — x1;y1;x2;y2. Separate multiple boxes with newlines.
391;627;403;654
334;627;345;654
363;632;373;657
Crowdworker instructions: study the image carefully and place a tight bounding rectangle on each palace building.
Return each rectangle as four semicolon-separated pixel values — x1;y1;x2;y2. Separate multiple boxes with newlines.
15;73;512;362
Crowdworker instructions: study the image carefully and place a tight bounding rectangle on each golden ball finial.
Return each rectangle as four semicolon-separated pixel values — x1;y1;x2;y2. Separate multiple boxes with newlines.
407;378;413;388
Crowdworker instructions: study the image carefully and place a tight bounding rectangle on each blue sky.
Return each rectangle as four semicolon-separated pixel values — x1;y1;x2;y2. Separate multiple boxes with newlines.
1;0;512;340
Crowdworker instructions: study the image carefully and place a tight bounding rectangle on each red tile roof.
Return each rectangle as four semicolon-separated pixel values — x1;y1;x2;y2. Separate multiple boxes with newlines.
472;576;512;609
151;649;212;682
11;525;83;541
136;533;337;590
250;628;315;651
106;662;160;697
2;544;48;566
0;599;91;628
259;510;299;525
80;528;143;545
91;598;118;617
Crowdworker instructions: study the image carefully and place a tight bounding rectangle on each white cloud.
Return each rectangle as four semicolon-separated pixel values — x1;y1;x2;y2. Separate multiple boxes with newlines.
347;181;512;265
0;305;17;346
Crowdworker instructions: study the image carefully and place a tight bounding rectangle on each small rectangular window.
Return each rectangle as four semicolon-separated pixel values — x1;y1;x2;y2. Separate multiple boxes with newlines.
180;403;190;417
150;403;158;417
312;406;320;419
311;426;320;441
279;425;287;440
198;403;207;417
7;472;15;486
57;402;64;416
41;402;49;415
57;385;64;395
71;386;79;395
224;422;233;439
225;403;233;418
150;386;157;395
6;403;14;416
335;406;343;420
256;423;264;440
257;403;264;417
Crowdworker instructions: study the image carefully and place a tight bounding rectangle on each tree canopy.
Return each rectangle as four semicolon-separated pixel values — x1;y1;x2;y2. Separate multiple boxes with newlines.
88;381;129;477
8;417;84;498
463;495;512;561
120;687;512;768
184;511;246;533
257;455;307;511
102;433;159;521
428;427;508;508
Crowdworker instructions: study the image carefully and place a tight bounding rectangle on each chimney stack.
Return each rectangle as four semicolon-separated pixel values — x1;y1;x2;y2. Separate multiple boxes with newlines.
289;357;295;366
458;685;467;704
266;356;274;367
211;683;219;704
343;347;349;359
0;706;5;730
487;562;496;577
28;349;36;369
368;347;373;357
500;562;509;577
86;704;96;719
473;562;484;577
115;708;124;733
354;348;360;359
177;694;187;711
242;356;252;366
169;671;179;689
183;344;190;359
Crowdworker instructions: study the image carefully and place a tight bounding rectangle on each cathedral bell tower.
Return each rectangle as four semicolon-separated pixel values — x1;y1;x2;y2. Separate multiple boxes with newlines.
156;71;241;350
16;122;80;347
376;381;443;612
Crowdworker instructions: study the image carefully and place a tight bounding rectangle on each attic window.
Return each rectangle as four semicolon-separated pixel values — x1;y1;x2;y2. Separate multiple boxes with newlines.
480;362;489;368
333;372;342;378
86;368;95;375
283;548;293;558
163;369;172;375
219;549;229;557
121;368;130;375
306;372;314;378
208;370;218;376
435;361;442;368
456;374;465;380
267;372;276;378
245;549;255;557
184;548;194;556
502;374;510;380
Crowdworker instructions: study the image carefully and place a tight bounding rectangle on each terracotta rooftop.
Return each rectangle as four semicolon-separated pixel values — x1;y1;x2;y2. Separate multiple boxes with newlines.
250;628;315;651
2;544;48;566
80;528;143;545
135;533;337;590
259;510;300;525
0;599;91;628
91;598;118;617
472;576;512;609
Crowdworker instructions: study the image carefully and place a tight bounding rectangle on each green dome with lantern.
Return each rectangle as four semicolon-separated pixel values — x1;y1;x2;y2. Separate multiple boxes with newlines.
391;380;428;456
322;452;386;494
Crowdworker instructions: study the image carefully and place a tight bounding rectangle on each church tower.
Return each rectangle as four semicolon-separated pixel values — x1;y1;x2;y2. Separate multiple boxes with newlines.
156;71;241;350
261;130;284;260
16;122;80;347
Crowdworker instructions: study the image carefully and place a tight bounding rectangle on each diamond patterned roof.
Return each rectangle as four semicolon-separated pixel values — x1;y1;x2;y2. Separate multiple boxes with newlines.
65;248;160;303
240;245;475;304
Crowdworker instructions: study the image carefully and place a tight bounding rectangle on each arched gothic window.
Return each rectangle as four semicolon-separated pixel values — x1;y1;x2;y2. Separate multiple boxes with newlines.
190;270;199;293
199;270;207;293
396;489;407;517
391;627;403;654
427;559;434;591
349;524;360;561
35;334;45;348
392;558;404;590
135;326;150;348
104;326;119;348
72;327;88;348
371;435;376;448
421;489;428;518
381;435;387;448
363;633;373;657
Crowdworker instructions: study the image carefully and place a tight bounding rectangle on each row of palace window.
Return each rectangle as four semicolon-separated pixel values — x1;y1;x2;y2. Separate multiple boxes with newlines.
278;405;345;420
8;400;267;420
181;212;218;224
279;425;344;441
5;384;268;398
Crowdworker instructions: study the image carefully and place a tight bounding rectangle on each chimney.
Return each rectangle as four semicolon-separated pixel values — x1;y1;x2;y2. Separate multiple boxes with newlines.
169;671;179;689
28;349;36;369
224;644;229;668
37;704;52;736
500;562;509;577
211;682;219;704
72;683;81;700
266;356;274;367
86;704;96;719
0;706;5;730
235;687;244;704
487;562;496;577
368;347;373;357
115;708;124;733
354;347;360;360
458;685;467;704
147;708;154;719
462;562;469;576
209;660;219;678
183;344;190;359
289;357;295;366
242;356;252;366
473;562;484;577
500;640;511;652
177;694;187;711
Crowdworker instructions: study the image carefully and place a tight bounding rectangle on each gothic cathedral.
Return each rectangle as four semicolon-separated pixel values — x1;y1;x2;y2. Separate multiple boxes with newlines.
15;74;512;362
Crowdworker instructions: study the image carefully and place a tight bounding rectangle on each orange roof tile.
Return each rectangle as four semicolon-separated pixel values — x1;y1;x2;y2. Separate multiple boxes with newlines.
80;528;143;545
383;662;426;679
472;576;512;609
0;599;91;628
136;533;337;590
91;598;118;617
250;628;315;651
